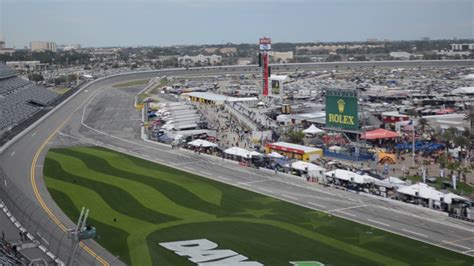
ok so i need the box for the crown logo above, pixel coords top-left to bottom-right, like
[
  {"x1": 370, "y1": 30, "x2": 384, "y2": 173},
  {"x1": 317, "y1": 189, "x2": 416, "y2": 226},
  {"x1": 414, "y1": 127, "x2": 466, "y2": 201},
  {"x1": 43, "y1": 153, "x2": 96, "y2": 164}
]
[{"x1": 337, "y1": 99, "x2": 345, "y2": 113}]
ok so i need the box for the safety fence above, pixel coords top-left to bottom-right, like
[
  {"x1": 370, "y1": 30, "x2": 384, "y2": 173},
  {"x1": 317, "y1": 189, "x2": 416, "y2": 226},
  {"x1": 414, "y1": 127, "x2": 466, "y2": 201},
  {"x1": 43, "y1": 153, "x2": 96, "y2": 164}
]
[{"x1": 0, "y1": 166, "x2": 114, "y2": 265}]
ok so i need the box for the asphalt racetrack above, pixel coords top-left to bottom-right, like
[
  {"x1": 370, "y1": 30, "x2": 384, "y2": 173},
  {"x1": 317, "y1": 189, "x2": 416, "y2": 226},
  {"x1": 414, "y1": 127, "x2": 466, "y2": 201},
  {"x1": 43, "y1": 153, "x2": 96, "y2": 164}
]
[{"x1": 44, "y1": 146, "x2": 474, "y2": 266}]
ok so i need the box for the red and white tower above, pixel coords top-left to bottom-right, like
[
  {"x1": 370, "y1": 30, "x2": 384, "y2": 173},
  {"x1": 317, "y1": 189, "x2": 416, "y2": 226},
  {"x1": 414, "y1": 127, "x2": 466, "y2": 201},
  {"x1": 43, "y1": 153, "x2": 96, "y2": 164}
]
[{"x1": 259, "y1": 37, "x2": 271, "y2": 97}]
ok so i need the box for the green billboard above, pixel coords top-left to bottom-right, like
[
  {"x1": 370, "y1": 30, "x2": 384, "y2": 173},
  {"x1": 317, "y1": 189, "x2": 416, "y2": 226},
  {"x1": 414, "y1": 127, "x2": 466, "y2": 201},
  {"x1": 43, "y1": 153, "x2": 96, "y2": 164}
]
[{"x1": 325, "y1": 89, "x2": 359, "y2": 131}]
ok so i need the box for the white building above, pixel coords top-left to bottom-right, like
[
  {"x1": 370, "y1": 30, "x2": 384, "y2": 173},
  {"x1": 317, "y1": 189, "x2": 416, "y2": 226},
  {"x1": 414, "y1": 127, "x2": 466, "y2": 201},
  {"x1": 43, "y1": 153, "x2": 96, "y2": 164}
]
[
  {"x1": 451, "y1": 43, "x2": 474, "y2": 51},
  {"x1": 6, "y1": 61, "x2": 45, "y2": 71},
  {"x1": 30, "y1": 41, "x2": 57, "y2": 52},
  {"x1": 178, "y1": 54, "x2": 222, "y2": 66},
  {"x1": 390, "y1": 52, "x2": 412, "y2": 60},
  {"x1": 269, "y1": 51, "x2": 294, "y2": 63},
  {"x1": 0, "y1": 39, "x2": 15, "y2": 55}
]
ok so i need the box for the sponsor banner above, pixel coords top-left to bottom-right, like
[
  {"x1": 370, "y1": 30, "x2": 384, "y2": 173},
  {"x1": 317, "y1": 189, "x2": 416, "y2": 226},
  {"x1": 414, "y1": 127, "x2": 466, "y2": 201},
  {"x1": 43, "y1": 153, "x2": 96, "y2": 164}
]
[
  {"x1": 259, "y1": 37, "x2": 271, "y2": 44},
  {"x1": 272, "y1": 80, "x2": 280, "y2": 95},
  {"x1": 259, "y1": 44, "x2": 271, "y2": 51},
  {"x1": 259, "y1": 37, "x2": 272, "y2": 51},
  {"x1": 325, "y1": 89, "x2": 359, "y2": 131}
]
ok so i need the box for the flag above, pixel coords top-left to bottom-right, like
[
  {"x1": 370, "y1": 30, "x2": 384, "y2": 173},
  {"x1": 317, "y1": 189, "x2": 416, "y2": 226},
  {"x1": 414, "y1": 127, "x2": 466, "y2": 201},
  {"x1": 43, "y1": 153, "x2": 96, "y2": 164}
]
[{"x1": 404, "y1": 120, "x2": 414, "y2": 131}]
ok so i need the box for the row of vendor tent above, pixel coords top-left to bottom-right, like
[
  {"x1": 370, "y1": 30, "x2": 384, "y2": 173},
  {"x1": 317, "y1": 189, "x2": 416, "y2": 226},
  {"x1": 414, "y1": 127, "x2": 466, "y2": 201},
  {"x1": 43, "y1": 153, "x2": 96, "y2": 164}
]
[
  {"x1": 397, "y1": 182, "x2": 469, "y2": 205},
  {"x1": 326, "y1": 169, "x2": 378, "y2": 184},
  {"x1": 325, "y1": 169, "x2": 470, "y2": 206},
  {"x1": 325, "y1": 169, "x2": 410, "y2": 189}
]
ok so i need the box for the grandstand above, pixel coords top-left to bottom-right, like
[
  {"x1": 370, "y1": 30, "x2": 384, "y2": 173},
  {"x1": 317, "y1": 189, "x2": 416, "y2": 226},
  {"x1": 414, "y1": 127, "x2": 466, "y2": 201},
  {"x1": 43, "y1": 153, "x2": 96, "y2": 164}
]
[{"x1": 0, "y1": 63, "x2": 59, "y2": 137}]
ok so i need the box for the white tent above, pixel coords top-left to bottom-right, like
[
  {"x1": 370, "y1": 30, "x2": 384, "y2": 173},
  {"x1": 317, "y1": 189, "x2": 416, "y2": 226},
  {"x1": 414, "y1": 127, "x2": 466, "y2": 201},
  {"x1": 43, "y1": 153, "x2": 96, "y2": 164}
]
[
  {"x1": 303, "y1": 124, "x2": 325, "y2": 135},
  {"x1": 291, "y1": 161, "x2": 326, "y2": 181},
  {"x1": 325, "y1": 169, "x2": 377, "y2": 184},
  {"x1": 188, "y1": 139, "x2": 218, "y2": 148},
  {"x1": 224, "y1": 147, "x2": 251, "y2": 158},
  {"x1": 384, "y1": 176, "x2": 406, "y2": 185},
  {"x1": 443, "y1": 193, "x2": 469, "y2": 204},
  {"x1": 291, "y1": 161, "x2": 324, "y2": 172},
  {"x1": 249, "y1": 151, "x2": 263, "y2": 157},
  {"x1": 397, "y1": 183, "x2": 445, "y2": 201},
  {"x1": 268, "y1": 151, "x2": 284, "y2": 158}
]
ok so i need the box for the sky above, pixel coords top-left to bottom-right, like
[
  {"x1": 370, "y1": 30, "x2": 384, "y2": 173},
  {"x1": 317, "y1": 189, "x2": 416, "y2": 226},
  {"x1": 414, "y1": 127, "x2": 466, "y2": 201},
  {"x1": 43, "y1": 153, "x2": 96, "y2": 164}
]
[{"x1": 0, "y1": 0, "x2": 473, "y2": 48}]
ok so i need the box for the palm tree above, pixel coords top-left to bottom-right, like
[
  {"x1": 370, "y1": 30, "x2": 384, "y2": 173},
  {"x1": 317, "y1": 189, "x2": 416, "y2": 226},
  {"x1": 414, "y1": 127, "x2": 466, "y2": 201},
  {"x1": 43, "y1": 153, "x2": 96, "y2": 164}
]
[
  {"x1": 447, "y1": 160, "x2": 461, "y2": 177},
  {"x1": 418, "y1": 118, "x2": 429, "y2": 132},
  {"x1": 441, "y1": 127, "x2": 458, "y2": 153},
  {"x1": 457, "y1": 164, "x2": 473, "y2": 183}
]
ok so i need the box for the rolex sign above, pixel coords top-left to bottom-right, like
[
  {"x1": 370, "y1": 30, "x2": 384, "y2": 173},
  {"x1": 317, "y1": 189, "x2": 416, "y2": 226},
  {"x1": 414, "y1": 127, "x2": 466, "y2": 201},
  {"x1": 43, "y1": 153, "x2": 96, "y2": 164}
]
[{"x1": 325, "y1": 90, "x2": 359, "y2": 131}]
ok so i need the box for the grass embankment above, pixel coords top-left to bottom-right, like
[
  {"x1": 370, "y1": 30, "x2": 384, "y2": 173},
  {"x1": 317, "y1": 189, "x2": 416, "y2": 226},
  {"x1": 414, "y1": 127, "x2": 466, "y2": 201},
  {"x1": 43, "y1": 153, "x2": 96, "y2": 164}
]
[
  {"x1": 44, "y1": 146, "x2": 474, "y2": 266},
  {"x1": 113, "y1": 79, "x2": 150, "y2": 88},
  {"x1": 48, "y1": 87, "x2": 71, "y2": 94}
]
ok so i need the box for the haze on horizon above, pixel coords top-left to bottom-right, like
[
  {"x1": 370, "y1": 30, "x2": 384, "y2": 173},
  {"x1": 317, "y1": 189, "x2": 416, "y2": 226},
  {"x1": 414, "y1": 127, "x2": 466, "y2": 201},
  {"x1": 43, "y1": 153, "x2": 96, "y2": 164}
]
[{"x1": 0, "y1": 0, "x2": 473, "y2": 48}]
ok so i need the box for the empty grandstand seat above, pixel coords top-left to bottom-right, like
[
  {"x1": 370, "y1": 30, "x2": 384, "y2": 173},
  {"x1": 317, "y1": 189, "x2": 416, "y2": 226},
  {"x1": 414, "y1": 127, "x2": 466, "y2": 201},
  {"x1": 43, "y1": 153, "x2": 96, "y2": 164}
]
[{"x1": 0, "y1": 63, "x2": 60, "y2": 132}]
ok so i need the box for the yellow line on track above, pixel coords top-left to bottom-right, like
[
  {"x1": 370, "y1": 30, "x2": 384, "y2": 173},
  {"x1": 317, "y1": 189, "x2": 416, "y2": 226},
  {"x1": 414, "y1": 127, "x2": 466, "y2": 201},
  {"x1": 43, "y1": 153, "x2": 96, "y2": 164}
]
[{"x1": 30, "y1": 114, "x2": 110, "y2": 266}]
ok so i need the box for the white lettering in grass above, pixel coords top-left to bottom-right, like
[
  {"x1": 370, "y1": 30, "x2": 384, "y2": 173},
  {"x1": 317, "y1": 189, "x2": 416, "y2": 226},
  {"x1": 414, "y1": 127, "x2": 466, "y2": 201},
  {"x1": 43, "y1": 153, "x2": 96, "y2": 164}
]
[{"x1": 159, "y1": 239, "x2": 263, "y2": 266}]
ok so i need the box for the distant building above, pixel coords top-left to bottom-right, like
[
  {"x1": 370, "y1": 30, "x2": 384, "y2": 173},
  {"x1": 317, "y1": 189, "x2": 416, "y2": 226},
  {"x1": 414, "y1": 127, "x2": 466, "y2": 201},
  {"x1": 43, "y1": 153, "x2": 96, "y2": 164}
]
[
  {"x1": 59, "y1": 44, "x2": 82, "y2": 51},
  {"x1": 0, "y1": 39, "x2": 15, "y2": 55},
  {"x1": 91, "y1": 48, "x2": 120, "y2": 56},
  {"x1": 178, "y1": 54, "x2": 222, "y2": 66},
  {"x1": 390, "y1": 52, "x2": 412, "y2": 60},
  {"x1": 6, "y1": 61, "x2": 46, "y2": 71},
  {"x1": 297, "y1": 44, "x2": 384, "y2": 53},
  {"x1": 451, "y1": 43, "x2": 474, "y2": 51},
  {"x1": 218, "y1": 47, "x2": 237, "y2": 56},
  {"x1": 30, "y1": 41, "x2": 57, "y2": 52},
  {"x1": 269, "y1": 51, "x2": 294, "y2": 63},
  {"x1": 436, "y1": 50, "x2": 470, "y2": 57}
]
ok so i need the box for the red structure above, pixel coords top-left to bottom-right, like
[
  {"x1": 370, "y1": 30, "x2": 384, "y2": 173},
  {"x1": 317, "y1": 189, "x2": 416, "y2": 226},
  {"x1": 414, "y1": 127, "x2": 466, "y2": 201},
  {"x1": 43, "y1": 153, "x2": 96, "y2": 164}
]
[
  {"x1": 259, "y1": 37, "x2": 271, "y2": 97},
  {"x1": 262, "y1": 53, "x2": 269, "y2": 96}
]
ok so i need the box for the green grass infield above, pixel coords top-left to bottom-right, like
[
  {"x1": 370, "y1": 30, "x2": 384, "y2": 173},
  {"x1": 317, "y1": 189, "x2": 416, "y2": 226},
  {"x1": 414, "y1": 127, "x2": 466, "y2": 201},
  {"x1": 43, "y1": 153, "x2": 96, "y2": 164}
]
[{"x1": 44, "y1": 146, "x2": 474, "y2": 266}]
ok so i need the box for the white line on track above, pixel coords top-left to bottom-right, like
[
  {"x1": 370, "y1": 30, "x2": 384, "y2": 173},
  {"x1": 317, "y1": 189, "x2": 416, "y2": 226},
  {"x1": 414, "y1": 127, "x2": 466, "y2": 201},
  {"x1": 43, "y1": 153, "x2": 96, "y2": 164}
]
[
  {"x1": 200, "y1": 171, "x2": 213, "y2": 176},
  {"x1": 183, "y1": 166, "x2": 194, "y2": 171},
  {"x1": 10, "y1": 151, "x2": 15, "y2": 157},
  {"x1": 402, "y1": 229, "x2": 428, "y2": 238},
  {"x1": 259, "y1": 188, "x2": 274, "y2": 193},
  {"x1": 335, "y1": 211, "x2": 357, "y2": 217},
  {"x1": 218, "y1": 176, "x2": 231, "y2": 181},
  {"x1": 308, "y1": 202, "x2": 326, "y2": 209},
  {"x1": 329, "y1": 204, "x2": 368, "y2": 213},
  {"x1": 367, "y1": 219, "x2": 391, "y2": 227},
  {"x1": 462, "y1": 249, "x2": 474, "y2": 254},
  {"x1": 237, "y1": 179, "x2": 268, "y2": 185},
  {"x1": 441, "y1": 241, "x2": 472, "y2": 250},
  {"x1": 281, "y1": 194, "x2": 298, "y2": 200}
]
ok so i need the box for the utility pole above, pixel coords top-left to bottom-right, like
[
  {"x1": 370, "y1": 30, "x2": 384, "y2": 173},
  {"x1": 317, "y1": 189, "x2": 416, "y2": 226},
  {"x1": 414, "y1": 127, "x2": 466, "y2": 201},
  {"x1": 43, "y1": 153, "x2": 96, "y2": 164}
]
[{"x1": 412, "y1": 118, "x2": 416, "y2": 169}]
